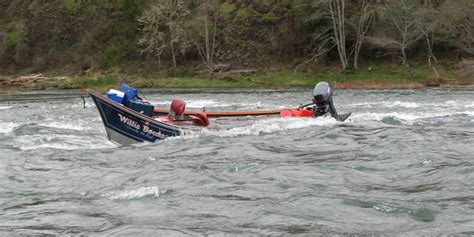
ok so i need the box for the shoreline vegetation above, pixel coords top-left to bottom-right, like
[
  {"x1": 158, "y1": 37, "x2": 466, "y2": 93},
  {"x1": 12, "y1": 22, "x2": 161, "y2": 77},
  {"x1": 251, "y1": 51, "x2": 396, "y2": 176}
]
[
  {"x1": 1, "y1": 61, "x2": 473, "y2": 92},
  {"x1": 1, "y1": 1, "x2": 472, "y2": 92}
]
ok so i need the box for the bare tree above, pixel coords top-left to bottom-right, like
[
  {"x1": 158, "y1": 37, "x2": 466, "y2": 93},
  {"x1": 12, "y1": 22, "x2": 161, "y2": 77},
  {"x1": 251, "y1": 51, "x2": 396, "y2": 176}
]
[
  {"x1": 352, "y1": 0, "x2": 376, "y2": 70},
  {"x1": 416, "y1": 2, "x2": 440, "y2": 79},
  {"x1": 328, "y1": 0, "x2": 349, "y2": 70},
  {"x1": 196, "y1": 0, "x2": 217, "y2": 71},
  {"x1": 182, "y1": 0, "x2": 218, "y2": 72},
  {"x1": 438, "y1": 0, "x2": 474, "y2": 55},
  {"x1": 307, "y1": 0, "x2": 375, "y2": 71},
  {"x1": 383, "y1": 0, "x2": 422, "y2": 79},
  {"x1": 294, "y1": 30, "x2": 335, "y2": 72},
  {"x1": 138, "y1": 0, "x2": 190, "y2": 68}
]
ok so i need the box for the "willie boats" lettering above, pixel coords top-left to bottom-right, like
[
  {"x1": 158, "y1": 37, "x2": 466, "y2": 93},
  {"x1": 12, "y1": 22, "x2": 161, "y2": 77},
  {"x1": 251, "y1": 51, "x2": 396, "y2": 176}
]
[
  {"x1": 118, "y1": 113, "x2": 140, "y2": 130},
  {"x1": 117, "y1": 114, "x2": 166, "y2": 138}
]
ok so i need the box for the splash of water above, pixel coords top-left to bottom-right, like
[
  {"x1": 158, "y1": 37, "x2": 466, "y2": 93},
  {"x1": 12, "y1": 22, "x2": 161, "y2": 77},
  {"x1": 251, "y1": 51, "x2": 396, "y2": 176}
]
[{"x1": 103, "y1": 186, "x2": 165, "y2": 200}]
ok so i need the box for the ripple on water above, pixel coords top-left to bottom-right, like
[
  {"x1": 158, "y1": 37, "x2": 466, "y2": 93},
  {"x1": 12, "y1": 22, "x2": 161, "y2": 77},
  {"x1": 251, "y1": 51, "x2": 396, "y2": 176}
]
[{"x1": 343, "y1": 198, "x2": 436, "y2": 222}]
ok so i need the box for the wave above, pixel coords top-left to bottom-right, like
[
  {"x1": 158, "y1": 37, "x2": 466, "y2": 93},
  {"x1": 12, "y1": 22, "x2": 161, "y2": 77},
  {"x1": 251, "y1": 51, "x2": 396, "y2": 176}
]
[
  {"x1": 150, "y1": 99, "x2": 278, "y2": 110},
  {"x1": 0, "y1": 122, "x2": 18, "y2": 133},
  {"x1": 103, "y1": 186, "x2": 165, "y2": 200},
  {"x1": 352, "y1": 112, "x2": 430, "y2": 122},
  {"x1": 348, "y1": 101, "x2": 416, "y2": 108},
  {"x1": 466, "y1": 102, "x2": 474, "y2": 108},
  {"x1": 11, "y1": 134, "x2": 115, "y2": 151},
  {"x1": 0, "y1": 106, "x2": 12, "y2": 110},
  {"x1": 40, "y1": 122, "x2": 89, "y2": 131},
  {"x1": 348, "y1": 100, "x2": 473, "y2": 109},
  {"x1": 200, "y1": 116, "x2": 339, "y2": 138},
  {"x1": 351, "y1": 111, "x2": 474, "y2": 125},
  {"x1": 457, "y1": 111, "x2": 474, "y2": 116}
]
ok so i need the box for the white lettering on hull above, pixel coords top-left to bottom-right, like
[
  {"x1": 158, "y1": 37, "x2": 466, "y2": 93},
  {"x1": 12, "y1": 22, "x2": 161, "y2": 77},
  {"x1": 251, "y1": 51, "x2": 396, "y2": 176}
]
[
  {"x1": 117, "y1": 113, "x2": 167, "y2": 139},
  {"x1": 118, "y1": 113, "x2": 141, "y2": 130},
  {"x1": 143, "y1": 125, "x2": 166, "y2": 139}
]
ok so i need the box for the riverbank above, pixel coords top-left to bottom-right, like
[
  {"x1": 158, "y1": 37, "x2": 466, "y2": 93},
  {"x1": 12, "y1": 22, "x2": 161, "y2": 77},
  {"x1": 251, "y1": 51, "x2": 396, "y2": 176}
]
[{"x1": 1, "y1": 63, "x2": 472, "y2": 92}]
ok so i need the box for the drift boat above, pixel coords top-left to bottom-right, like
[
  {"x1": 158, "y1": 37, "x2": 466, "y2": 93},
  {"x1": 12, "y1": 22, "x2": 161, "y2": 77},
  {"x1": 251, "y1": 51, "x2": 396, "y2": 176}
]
[{"x1": 88, "y1": 82, "x2": 350, "y2": 145}]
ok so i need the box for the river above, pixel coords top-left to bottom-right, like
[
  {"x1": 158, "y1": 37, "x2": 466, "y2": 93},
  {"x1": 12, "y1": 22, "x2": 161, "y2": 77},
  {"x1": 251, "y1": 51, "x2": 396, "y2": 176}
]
[{"x1": 0, "y1": 88, "x2": 473, "y2": 235}]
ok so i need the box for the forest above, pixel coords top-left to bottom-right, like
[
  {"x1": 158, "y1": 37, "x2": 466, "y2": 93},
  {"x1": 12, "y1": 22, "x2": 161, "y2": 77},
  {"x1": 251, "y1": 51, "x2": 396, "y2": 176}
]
[{"x1": 0, "y1": 0, "x2": 473, "y2": 89}]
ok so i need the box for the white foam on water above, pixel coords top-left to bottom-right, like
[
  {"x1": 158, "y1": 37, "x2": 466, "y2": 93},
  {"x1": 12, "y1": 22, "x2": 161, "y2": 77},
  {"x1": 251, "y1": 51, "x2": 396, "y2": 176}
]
[
  {"x1": 384, "y1": 101, "x2": 420, "y2": 108},
  {"x1": 166, "y1": 116, "x2": 342, "y2": 140},
  {"x1": 352, "y1": 112, "x2": 421, "y2": 122},
  {"x1": 0, "y1": 106, "x2": 12, "y2": 110},
  {"x1": 20, "y1": 142, "x2": 84, "y2": 150},
  {"x1": 202, "y1": 116, "x2": 339, "y2": 137},
  {"x1": 0, "y1": 122, "x2": 19, "y2": 133},
  {"x1": 349, "y1": 100, "x2": 474, "y2": 110},
  {"x1": 351, "y1": 112, "x2": 454, "y2": 124},
  {"x1": 151, "y1": 99, "x2": 268, "y2": 110},
  {"x1": 457, "y1": 111, "x2": 474, "y2": 116},
  {"x1": 422, "y1": 160, "x2": 432, "y2": 165},
  {"x1": 349, "y1": 101, "x2": 421, "y2": 109},
  {"x1": 68, "y1": 101, "x2": 95, "y2": 108},
  {"x1": 13, "y1": 134, "x2": 115, "y2": 151},
  {"x1": 465, "y1": 102, "x2": 474, "y2": 108},
  {"x1": 40, "y1": 122, "x2": 88, "y2": 131},
  {"x1": 187, "y1": 99, "x2": 235, "y2": 108},
  {"x1": 103, "y1": 186, "x2": 165, "y2": 200},
  {"x1": 348, "y1": 102, "x2": 382, "y2": 108}
]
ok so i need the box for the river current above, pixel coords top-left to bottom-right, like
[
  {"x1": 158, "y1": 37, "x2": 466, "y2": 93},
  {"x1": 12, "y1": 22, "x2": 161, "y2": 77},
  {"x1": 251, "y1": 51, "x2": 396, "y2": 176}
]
[{"x1": 0, "y1": 88, "x2": 473, "y2": 235}]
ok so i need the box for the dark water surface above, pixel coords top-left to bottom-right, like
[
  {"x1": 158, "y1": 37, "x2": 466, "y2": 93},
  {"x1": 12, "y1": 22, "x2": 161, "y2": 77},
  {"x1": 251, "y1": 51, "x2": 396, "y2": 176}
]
[{"x1": 0, "y1": 88, "x2": 473, "y2": 235}]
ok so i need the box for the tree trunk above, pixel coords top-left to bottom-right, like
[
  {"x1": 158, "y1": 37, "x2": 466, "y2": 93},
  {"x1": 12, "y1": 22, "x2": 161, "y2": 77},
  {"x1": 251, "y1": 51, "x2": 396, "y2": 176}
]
[
  {"x1": 170, "y1": 41, "x2": 177, "y2": 68},
  {"x1": 204, "y1": 5, "x2": 210, "y2": 70},
  {"x1": 329, "y1": 0, "x2": 348, "y2": 70},
  {"x1": 406, "y1": 63, "x2": 415, "y2": 80},
  {"x1": 157, "y1": 52, "x2": 162, "y2": 69},
  {"x1": 426, "y1": 32, "x2": 440, "y2": 79},
  {"x1": 354, "y1": 0, "x2": 373, "y2": 70}
]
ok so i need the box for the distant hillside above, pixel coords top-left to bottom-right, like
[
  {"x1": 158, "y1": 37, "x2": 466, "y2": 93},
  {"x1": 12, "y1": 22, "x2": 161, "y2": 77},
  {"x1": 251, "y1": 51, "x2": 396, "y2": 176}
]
[{"x1": 0, "y1": 0, "x2": 472, "y2": 78}]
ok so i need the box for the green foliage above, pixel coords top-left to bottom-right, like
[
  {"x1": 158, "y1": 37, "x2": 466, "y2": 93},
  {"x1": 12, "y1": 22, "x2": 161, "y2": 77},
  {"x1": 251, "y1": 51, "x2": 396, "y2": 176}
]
[
  {"x1": 100, "y1": 45, "x2": 124, "y2": 69},
  {"x1": 0, "y1": 0, "x2": 470, "y2": 84},
  {"x1": 89, "y1": 75, "x2": 118, "y2": 87},
  {"x1": 63, "y1": 0, "x2": 77, "y2": 11},
  {"x1": 138, "y1": 0, "x2": 191, "y2": 67},
  {"x1": 32, "y1": 61, "x2": 450, "y2": 90},
  {"x1": 28, "y1": 0, "x2": 39, "y2": 11},
  {"x1": 220, "y1": 2, "x2": 236, "y2": 14},
  {"x1": 32, "y1": 57, "x2": 48, "y2": 72},
  {"x1": 117, "y1": 0, "x2": 142, "y2": 20},
  {"x1": 56, "y1": 75, "x2": 120, "y2": 90},
  {"x1": 235, "y1": 6, "x2": 255, "y2": 20},
  {"x1": 4, "y1": 22, "x2": 25, "y2": 51},
  {"x1": 4, "y1": 32, "x2": 19, "y2": 51}
]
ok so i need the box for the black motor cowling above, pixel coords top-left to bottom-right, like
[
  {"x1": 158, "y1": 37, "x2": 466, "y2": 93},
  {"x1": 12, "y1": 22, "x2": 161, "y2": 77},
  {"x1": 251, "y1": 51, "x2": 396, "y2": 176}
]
[
  {"x1": 312, "y1": 82, "x2": 351, "y2": 121},
  {"x1": 313, "y1": 82, "x2": 332, "y2": 106}
]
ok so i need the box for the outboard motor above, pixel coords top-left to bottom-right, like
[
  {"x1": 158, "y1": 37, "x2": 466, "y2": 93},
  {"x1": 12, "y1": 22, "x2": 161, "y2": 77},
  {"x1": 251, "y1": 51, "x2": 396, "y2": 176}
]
[{"x1": 312, "y1": 82, "x2": 351, "y2": 121}]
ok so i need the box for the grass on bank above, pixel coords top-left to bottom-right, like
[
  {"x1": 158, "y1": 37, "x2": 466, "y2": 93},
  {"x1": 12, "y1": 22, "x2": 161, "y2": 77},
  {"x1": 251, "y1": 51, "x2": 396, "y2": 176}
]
[{"x1": 26, "y1": 62, "x2": 461, "y2": 91}]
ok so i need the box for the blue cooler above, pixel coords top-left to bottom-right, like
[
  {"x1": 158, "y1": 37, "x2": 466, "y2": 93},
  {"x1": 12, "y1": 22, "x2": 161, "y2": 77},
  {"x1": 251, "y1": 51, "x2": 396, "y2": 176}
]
[
  {"x1": 107, "y1": 89, "x2": 125, "y2": 104},
  {"x1": 128, "y1": 99, "x2": 154, "y2": 117},
  {"x1": 119, "y1": 83, "x2": 139, "y2": 105}
]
